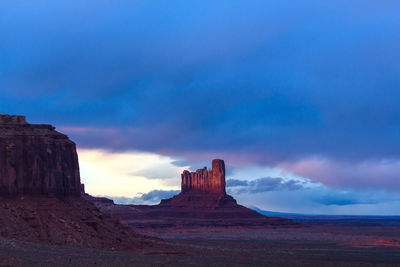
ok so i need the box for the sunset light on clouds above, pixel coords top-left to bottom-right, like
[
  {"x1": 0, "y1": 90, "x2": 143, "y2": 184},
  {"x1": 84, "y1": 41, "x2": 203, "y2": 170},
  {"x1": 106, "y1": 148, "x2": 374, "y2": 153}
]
[
  {"x1": 2, "y1": 0, "x2": 400, "y2": 215},
  {"x1": 78, "y1": 149, "x2": 184, "y2": 197}
]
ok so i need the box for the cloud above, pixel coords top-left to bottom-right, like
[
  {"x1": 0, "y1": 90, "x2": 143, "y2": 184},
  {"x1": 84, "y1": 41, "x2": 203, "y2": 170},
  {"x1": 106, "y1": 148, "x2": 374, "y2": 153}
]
[
  {"x1": 233, "y1": 188, "x2": 400, "y2": 215},
  {"x1": 226, "y1": 179, "x2": 248, "y2": 187},
  {"x1": 129, "y1": 164, "x2": 183, "y2": 180},
  {"x1": 227, "y1": 177, "x2": 306, "y2": 193},
  {"x1": 104, "y1": 190, "x2": 180, "y2": 205},
  {"x1": 78, "y1": 149, "x2": 182, "y2": 197},
  {"x1": 2, "y1": 1, "x2": 400, "y2": 213},
  {"x1": 280, "y1": 158, "x2": 400, "y2": 192},
  {"x1": 170, "y1": 160, "x2": 190, "y2": 167},
  {"x1": 1, "y1": 0, "x2": 400, "y2": 165},
  {"x1": 227, "y1": 176, "x2": 394, "y2": 208},
  {"x1": 313, "y1": 191, "x2": 370, "y2": 206}
]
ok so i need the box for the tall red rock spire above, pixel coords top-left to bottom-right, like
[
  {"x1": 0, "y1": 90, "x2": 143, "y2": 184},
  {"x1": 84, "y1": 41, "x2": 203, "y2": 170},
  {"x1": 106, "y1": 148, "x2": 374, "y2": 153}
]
[
  {"x1": 212, "y1": 159, "x2": 226, "y2": 194},
  {"x1": 181, "y1": 159, "x2": 226, "y2": 195}
]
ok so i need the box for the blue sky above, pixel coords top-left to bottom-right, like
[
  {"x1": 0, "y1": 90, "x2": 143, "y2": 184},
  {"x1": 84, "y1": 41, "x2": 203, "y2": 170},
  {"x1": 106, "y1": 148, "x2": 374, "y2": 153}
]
[{"x1": 1, "y1": 1, "x2": 400, "y2": 214}]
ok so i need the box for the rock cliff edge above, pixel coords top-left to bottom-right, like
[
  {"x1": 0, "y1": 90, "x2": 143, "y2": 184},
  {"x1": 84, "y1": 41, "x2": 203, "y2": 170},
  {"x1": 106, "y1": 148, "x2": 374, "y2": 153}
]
[{"x1": 0, "y1": 114, "x2": 81, "y2": 196}]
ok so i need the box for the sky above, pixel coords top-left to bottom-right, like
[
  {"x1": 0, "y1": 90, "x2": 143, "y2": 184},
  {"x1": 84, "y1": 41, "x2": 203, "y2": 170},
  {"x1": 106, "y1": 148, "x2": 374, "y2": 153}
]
[{"x1": 1, "y1": 1, "x2": 400, "y2": 215}]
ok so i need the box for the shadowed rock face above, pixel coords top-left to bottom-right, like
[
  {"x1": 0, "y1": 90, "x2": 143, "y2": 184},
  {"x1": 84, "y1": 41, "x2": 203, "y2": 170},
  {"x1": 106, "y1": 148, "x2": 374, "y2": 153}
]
[
  {"x1": 0, "y1": 114, "x2": 81, "y2": 196},
  {"x1": 181, "y1": 159, "x2": 226, "y2": 194},
  {"x1": 0, "y1": 115, "x2": 162, "y2": 252}
]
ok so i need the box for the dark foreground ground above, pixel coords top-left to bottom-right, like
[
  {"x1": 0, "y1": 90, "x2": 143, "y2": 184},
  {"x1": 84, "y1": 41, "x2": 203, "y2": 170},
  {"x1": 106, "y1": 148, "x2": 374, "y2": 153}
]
[{"x1": 1, "y1": 216, "x2": 400, "y2": 266}]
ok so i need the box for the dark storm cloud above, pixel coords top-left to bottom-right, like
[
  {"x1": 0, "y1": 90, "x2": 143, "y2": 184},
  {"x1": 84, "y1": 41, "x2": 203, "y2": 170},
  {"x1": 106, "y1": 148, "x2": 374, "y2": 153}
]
[{"x1": 1, "y1": 2, "x2": 400, "y2": 171}]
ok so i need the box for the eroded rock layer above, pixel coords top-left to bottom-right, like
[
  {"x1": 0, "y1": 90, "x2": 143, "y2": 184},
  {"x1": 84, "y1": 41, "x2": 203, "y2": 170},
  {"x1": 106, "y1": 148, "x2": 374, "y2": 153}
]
[{"x1": 0, "y1": 114, "x2": 81, "y2": 196}]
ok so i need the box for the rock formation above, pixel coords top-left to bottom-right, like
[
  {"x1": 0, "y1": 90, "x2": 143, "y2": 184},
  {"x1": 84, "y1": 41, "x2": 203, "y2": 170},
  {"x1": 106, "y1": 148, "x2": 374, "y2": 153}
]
[
  {"x1": 90, "y1": 159, "x2": 298, "y2": 230},
  {"x1": 0, "y1": 114, "x2": 162, "y2": 251},
  {"x1": 0, "y1": 114, "x2": 81, "y2": 196},
  {"x1": 159, "y1": 159, "x2": 235, "y2": 210},
  {"x1": 0, "y1": 195, "x2": 161, "y2": 250},
  {"x1": 181, "y1": 159, "x2": 226, "y2": 194}
]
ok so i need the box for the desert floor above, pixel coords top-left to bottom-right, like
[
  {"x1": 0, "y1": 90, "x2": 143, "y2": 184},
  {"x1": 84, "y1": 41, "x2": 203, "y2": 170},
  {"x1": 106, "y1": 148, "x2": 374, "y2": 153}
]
[{"x1": 2, "y1": 216, "x2": 400, "y2": 266}]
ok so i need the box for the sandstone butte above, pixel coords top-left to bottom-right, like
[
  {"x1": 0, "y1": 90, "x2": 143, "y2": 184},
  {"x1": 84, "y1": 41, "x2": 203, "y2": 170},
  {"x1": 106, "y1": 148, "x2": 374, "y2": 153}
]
[
  {"x1": 0, "y1": 114, "x2": 160, "y2": 251},
  {"x1": 181, "y1": 159, "x2": 226, "y2": 194},
  {"x1": 0, "y1": 114, "x2": 81, "y2": 196},
  {"x1": 90, "y1": 159, "x2": 298, "y2": 229}
]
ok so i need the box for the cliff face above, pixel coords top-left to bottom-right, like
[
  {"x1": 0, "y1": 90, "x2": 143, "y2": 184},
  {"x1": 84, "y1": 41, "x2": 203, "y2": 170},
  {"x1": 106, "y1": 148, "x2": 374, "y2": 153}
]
[
  {"x1": 0, "y1": 114, "x2": 81, "y2": 196},
  {"x1": 181, "y1": 159, "x2": 226, "y2": 194}
]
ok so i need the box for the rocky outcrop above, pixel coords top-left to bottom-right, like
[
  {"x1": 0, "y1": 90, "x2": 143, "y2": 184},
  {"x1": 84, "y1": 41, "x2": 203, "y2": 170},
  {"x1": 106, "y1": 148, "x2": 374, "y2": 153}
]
[
  {"x1": 90, "y1": 159, "x2": 298, "y2": 230},
  {"x1": 0, "y1": 115, "x2": 162, "y2": 252},
  {"x1": 160, "y1": 159, "x2": 234, "y2": 210},
  {"x1": 181, "y1": 159, "x2": 226, "y2": 194},
  {"x1": 0, "y1": 195, "x2": 158, "y2": 251},
  {"x1": 81, "y1": 183, "x2": 115, "y2": 205},
  {"x1": 0, "y1": 114, "x2": 81, "y2": 196}
]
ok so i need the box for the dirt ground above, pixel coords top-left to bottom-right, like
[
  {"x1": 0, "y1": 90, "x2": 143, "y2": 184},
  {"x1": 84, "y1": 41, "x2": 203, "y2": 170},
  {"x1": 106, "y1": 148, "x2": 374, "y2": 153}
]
[{"x1": 1, "y1": 217, "x2": 400, "y2": 266}]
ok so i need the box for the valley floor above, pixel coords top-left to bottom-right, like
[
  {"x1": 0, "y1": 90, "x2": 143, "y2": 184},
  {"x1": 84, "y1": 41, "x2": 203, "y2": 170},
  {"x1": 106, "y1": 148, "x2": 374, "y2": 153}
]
[{"x1": 2, "y1": 217, "x2": 400, "y2": 266}]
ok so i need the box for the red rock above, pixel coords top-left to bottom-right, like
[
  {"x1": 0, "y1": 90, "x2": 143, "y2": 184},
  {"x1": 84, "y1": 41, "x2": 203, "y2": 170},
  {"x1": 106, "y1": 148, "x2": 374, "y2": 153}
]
[
  {"x1": 0, "y1": 195, "x2": 158, "y2": 251},
  {"x1": 181, "y1": 159, "x2": 226, "y2": 194},
  {"x1": 0, "y1": 115, "x2": 161, "y2": 251},
  {"x1": 0, "y1": 114, "x2": 81, "y2": 196},
  {"x1": 89, "y1": 159, "x2": 299, "y2": 229}
]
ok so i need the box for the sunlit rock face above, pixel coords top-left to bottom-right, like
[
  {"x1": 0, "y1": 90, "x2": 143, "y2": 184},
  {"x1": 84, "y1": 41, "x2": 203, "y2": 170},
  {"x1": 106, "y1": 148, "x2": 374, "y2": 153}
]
[
  {"x1": 159, "y1": 159, "x2": 239, "y2": 211},
  {"x1": 181, "y1": 159, "x2": 226, "y2": 194},
  {"x1": 0, "y1": 114, "x2": 81, "y2": 196}
]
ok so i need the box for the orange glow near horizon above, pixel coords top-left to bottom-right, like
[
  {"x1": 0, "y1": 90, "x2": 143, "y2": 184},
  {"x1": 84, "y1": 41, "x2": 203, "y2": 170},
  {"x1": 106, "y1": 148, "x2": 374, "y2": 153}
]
[{"x1": 78, "y1": 149, "x2": 184, "y2": 197}]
